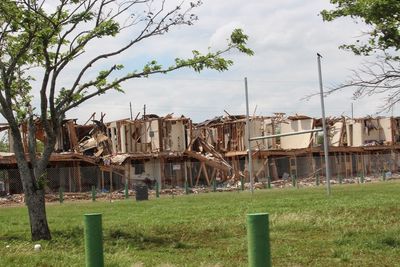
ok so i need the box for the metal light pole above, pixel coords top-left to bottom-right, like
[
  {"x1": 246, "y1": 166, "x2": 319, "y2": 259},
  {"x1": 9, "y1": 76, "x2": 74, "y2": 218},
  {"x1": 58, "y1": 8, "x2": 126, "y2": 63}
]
[
  {"x1": 245, "y1": 77, "x2": 254, "y2": 193},
  {"x1": 317, "y1": 53, "x2": 331, "y2": 196}
]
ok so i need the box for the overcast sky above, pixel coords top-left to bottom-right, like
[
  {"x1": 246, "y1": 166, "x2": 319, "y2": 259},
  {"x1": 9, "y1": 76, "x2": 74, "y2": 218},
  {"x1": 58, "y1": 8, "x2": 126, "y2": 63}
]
[{"x1": 16, "y1": 0, "x2": 397, "y2": 124}]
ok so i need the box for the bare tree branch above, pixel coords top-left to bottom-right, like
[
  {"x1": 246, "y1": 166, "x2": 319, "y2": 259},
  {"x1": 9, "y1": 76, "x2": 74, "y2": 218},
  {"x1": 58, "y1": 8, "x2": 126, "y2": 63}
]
[{"x1": 304, "y1": 55, "x2": 400, "y2": 113}]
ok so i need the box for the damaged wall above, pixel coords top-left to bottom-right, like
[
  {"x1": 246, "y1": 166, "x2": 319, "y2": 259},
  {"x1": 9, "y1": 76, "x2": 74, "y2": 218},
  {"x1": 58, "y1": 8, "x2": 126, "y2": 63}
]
[
  {"x1": 345, "y1": 118, "x2": 393, "y2": 146},
  {"x1": 280, "y1": 117, "x2": 314, "y2": 149},
  {"x1": 330, "y1": 120, "x2": 345, "y2": 147}
]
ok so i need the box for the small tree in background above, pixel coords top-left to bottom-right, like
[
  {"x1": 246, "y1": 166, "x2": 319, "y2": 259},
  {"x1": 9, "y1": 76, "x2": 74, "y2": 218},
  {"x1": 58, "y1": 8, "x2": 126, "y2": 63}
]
[
  {"x1": 0, "y1": 0, "x2": 253, "y2": 240},
  {"x1": 321, "y1": 0, "x2": 400, "y2": 111}
]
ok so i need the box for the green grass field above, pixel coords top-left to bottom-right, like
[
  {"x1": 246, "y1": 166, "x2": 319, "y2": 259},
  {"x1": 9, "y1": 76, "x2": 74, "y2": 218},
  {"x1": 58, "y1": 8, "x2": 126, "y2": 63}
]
[{"x1": 1, "y1": 182, "x2": 400, "y2": 266}]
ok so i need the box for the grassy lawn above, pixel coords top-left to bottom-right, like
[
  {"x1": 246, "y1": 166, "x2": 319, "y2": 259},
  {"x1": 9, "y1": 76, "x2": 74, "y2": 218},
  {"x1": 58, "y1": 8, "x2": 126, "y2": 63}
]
[{"x1": 1, "y1": 182, "x2": 400, "y2": 266}]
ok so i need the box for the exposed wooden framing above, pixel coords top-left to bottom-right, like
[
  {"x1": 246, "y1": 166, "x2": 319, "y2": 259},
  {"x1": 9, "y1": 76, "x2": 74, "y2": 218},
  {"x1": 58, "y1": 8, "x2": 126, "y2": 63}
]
[
  {"x1": 195, "y1": 163, "x2": 202, "y2": 186},
  {"x1": 185, "y1": 150, "x2": 230, "y2": 172},
  {"x1": 201, "y1": 162, "x2": 210, "y2": 185},
  {"x1": 256, "y1": 158, "x2": 268, "y2": 178},
  {"x1": 210, "y1": 167, "x2": 217, "y2": 182},
  {"x1": 66, "y1": 120, "x2": 79, "y2": 151},
  {"x1": 117, "y1": 121, "x2": 122, "y2": 153},
  {"x1": 120, "y1": 124, "x2": 126, "y2": 153},
  {"x1": 264, "y1": 158, "x2": 270, "y2": 179},
  {"x1": 270, "y1": 158, "x2": 278, "y2": 180}
]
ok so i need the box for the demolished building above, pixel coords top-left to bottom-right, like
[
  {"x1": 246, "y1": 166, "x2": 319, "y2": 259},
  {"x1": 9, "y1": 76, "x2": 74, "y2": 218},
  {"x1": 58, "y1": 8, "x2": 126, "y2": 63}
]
[{"x1": 1, "y1": 113, "x2": 400, "y2": 194}]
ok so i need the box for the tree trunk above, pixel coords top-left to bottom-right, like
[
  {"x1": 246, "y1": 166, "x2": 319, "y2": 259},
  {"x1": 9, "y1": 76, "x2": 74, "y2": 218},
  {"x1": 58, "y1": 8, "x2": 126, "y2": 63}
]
[
  {"x1": 8, "y1": 120, "x2": 53, "y2": 241},
  {"x1": 20, "y1": 168, "x2": 51, "y2": 241},
  {"x1": 17, "y1": 156, "x2": 52, "y2": 241},
  {"x1": 26, "y1": 188, "x2": 51, "y2": 241}
]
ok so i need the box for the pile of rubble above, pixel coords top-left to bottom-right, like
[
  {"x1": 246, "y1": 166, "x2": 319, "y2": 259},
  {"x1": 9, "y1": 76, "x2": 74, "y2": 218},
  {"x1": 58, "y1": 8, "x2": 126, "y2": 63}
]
[
  {"x1": 221, "y1": 172, "x2": 400, "y2": 190},
  {"x1": 0, "y1": 194, "x2": 24, "y2": 205}
]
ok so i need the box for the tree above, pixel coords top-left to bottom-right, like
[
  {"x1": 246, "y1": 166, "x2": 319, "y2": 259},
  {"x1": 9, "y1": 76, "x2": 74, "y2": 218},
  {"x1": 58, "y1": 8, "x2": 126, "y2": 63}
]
[
  {"x1": 0, "y1": 0, "x2": 253, "y2": 241},
  {"x1": 321, "y1": 0, "x2": 400, "y2": 110}
]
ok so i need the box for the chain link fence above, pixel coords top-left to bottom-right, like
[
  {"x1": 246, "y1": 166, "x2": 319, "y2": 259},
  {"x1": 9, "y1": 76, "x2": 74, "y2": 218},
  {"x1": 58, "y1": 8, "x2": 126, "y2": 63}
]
[
  {"x1": 1, "y1": 152, "x2": 399, "y2": 198},
  {"x1": 1, "y1": 166, "x2": 126, "y2": 195}
]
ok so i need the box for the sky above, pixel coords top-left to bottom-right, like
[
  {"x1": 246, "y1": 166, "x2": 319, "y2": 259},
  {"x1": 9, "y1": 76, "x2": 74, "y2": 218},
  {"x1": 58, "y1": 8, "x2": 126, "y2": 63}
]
[{"x1": 11, "y1": 0, "x2": 397, "y2": 124}]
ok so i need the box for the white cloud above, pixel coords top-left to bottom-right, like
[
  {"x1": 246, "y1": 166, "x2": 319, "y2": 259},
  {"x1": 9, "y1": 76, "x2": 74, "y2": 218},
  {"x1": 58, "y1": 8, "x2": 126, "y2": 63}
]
[{"x1": 4, "y1": 0, "x2": 395, "y2": 124}]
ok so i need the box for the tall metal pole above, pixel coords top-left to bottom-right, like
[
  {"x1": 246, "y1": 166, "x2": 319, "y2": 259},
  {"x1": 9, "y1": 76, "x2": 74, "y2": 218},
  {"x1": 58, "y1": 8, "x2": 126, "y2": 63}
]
[
  {"x1": 351, "y1": 102, "x2": 354, "y2": 119},
  {"x1": 317, "y1": 53, "x2": 331, "y2": 196},
  {"x1": 245, "y1": 77, "x2": 254, "y2": 193}
]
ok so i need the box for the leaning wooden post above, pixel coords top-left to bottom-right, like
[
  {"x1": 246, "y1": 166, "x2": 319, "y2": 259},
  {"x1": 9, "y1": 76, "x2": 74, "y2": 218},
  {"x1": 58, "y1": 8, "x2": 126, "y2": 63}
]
[
  {"x1": 91, "y1": 186, "x2": 96, "y2": 202},
  {"x1": 267, "y1": 176, "x2": 271, "y2": 189},
  {"x1": 316, "y1": 174, "x2": 320, "y2": 186},
  {"x1": 84, "y1": 213, "x2": 104, "y2": 267},
  {"x1": 292, "y1": 174, "x2": 296, "y2": 188},
  {"x1": 247, "y1": 213, "x2": 272, "y2": 267},
  {"x1": 59, "y1": 187, "x2": 64, "y2": 204},
  {"x1": 241, "y1": 177, "x2": 245, "y2": 191}
]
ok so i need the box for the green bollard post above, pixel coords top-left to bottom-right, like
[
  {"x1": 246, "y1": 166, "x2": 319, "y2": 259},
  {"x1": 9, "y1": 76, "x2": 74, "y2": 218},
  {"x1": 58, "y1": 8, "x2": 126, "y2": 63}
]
[
  {"x1": 382, "y1": 171, "x2": 386, "y2": 181},
  {"x1": 339, "y1": 176, "x2": 342, "y2": 184},
  {"x1": 156, "y1": 181, "x2": 160, "y2": 198},
  {"x1": 292, "y1": 174, "x2": 296, "y2": 188},
  {"x1": 84, "y1": 213, "x2": 104, "y2": 267},
  {"x1": 360, "y1": 172, "x2": 364, "y2": 184},
  {"x1": 91, "y1": 186, "x2": 96, "y2": 202},
  {"x1": 124, "y1": 182, "x2": 129, "y2": 199},
  {"x1": 241, "y1": 177, "x2": 244, "y2": 191},
  {"x1": 247, "y1": 213, "x2": 272, "y2": 267},
  {"x1": 185, "y1": 180, "x2": 189, "y2": 195},
  {"x1": 59, "y1": 187, "x2": 64, "y2": 204},
  {"x1": 212, "y1": 178, "x2": 216, "y2": 192},
  {"x1": 316, "y1": 174, "x2": 320, "y2": 186},
  {"x1": 267, "y1": 176, "x2": 271, "y2": 189}
]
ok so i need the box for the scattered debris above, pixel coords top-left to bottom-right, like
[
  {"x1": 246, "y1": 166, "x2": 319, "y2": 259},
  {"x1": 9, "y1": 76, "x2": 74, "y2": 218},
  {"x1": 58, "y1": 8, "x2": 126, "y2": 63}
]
[{"x1": 0, "y1": 174, "x2": 398, "y2": 206}]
